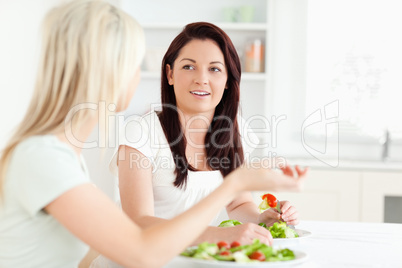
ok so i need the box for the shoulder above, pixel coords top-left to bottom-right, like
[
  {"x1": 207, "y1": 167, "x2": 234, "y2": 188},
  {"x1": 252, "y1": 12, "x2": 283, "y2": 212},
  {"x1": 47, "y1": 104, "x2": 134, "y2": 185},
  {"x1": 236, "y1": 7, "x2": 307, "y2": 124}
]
[
  {"x1": 13, "y1": 135, "x2": 77, "y2": 165},
  {"x1": 112, "y1": 111, "x2": 167, "y2": 172},
  {"x1": 10, "y1": 135, "x2": 85, "y2": 180},
  {"x1": 8, "y1": 135, "x2": 90, "y2": 216}
]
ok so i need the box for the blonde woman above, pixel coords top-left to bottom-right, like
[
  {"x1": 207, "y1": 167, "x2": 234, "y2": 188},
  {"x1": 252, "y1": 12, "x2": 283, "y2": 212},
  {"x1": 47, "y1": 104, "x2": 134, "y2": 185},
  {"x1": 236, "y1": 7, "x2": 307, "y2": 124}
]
[{"x1": 0, "y1": 0, "x2": 307, "y2": 267}]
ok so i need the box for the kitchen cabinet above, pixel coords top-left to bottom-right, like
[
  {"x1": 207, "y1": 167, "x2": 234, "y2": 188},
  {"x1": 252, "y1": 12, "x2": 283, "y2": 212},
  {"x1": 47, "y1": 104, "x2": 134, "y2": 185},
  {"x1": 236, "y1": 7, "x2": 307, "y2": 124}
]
[
  {"x1": 120, "y1": 0, "x2": 273, "y2": 138},
  {"x1": 253, "y1": 168, "x2": 402, "y2": 223},
  {"x1": 361, "y1": 171, "x2": 402, "y2": 223}
]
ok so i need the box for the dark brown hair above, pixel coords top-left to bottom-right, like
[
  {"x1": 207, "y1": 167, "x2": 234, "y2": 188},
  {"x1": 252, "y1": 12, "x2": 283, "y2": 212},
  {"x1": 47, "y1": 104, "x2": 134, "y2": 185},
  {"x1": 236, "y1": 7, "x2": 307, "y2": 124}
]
[{"x1": 159, "y1": 22, "x2": 244, "y2": 188}]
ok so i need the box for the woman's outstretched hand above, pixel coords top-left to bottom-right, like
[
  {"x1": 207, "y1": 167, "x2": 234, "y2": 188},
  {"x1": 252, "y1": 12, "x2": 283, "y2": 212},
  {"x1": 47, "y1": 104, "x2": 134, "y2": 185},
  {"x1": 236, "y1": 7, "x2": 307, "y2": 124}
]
[
  {"x1": 280, "y1": 164, "x2": 309, "y2": 180},
  {"x1": 227, "y1": 162, "x2": 309, "y2": 194}
]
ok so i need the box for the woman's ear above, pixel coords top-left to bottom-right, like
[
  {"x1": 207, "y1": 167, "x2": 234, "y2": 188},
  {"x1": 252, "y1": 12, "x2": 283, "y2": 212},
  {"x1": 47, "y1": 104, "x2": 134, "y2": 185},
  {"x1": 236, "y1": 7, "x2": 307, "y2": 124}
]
[{"x1": 166, "y1": 64, "x2": 174, "y2": 85}]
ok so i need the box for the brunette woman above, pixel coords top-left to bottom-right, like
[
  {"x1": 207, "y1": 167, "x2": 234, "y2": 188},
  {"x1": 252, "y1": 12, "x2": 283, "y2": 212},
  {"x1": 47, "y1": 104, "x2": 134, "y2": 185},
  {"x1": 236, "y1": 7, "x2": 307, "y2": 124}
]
[{"x1": 112, "y1": 22, "x2": 308, "y2": 249}]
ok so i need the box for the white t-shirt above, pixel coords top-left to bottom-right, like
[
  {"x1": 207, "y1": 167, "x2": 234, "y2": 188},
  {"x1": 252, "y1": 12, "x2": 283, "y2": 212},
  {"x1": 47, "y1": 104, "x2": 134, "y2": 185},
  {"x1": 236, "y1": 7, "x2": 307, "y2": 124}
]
[
  {"x1": 110, "y1": 111, "x2": 259, "y2": 225},
  {"x1": 0, "y1": 135, "x2": 90, "y2": 268}
]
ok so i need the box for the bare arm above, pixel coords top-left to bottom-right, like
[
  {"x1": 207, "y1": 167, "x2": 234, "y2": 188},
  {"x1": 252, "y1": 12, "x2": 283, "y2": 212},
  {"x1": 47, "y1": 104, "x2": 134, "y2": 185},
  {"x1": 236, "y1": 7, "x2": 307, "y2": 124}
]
[
  {"x1": 119, "y1": 146, "x2": 274, "y2": 245},
  {"x1": 226, "y1": 192, "x2": 262, "y2": 224},
  {"x1": 45, "y1": 176, "x2": 241, "y2": 267},
  {"x1": 117, "y1": 145, "x2": 155, "y2": 223},
  {"x1": 118, "y1": 146, "x2": 305, "y2": 246},
  {"x1": 118, "y1": 146, "x2": 267, "y2": 245},
  {"x1": 46, "y1": 157, "x2": 306, "y2": 267}
]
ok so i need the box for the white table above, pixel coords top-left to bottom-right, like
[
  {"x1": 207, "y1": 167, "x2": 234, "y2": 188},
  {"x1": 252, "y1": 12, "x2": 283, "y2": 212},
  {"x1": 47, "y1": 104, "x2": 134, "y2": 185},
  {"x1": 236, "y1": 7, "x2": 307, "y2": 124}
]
[
  {"x1": 164, "y1": 221, "x2": 402, "y2": 267},
  {"x1": 293, "y1": 221, "x2": 402, "y2": 267}
]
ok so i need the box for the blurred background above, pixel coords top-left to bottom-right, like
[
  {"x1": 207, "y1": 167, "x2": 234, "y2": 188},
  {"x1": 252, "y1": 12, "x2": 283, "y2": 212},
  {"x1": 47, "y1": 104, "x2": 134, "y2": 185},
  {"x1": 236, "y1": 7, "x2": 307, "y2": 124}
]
[{"x1": 1, "y1": 0, "x2": 401, "y2": 223}]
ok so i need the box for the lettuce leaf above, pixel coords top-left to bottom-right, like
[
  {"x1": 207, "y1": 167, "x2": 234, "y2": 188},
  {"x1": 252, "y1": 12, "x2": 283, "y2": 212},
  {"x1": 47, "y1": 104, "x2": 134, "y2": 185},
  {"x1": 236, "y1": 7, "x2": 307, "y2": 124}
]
[{"x1": 218, "y1": 219, "x2": 243, "y2": 227}]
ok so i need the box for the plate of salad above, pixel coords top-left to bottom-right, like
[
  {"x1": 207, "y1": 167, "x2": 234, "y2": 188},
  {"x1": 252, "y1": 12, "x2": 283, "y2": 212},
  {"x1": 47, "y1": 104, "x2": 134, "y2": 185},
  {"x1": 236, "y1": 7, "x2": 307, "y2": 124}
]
[
  {"x1": 179, "y1": 239, "x2": 308, "y2": 267},
  {"x1": 266, "y1": 222, "x2": 312, "y2": 247}
]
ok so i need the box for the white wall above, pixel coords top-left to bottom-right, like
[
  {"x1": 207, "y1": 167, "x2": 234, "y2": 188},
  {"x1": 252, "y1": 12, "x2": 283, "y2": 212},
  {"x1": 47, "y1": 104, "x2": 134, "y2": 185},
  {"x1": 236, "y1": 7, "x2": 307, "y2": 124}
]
[
  {"x1": 0, "y1": 0, "x2": 119, "y2": 199},
  {"x1": 0, "y1": 0, "x2": 62, "y2": 149}
]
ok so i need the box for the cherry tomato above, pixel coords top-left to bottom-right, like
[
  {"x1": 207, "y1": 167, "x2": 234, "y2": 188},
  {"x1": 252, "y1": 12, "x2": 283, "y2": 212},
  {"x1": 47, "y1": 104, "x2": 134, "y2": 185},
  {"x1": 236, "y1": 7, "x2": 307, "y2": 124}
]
[
  {"x1": 220, "y1": 250, "x2": 230, "y2": 256},
  {"x1": 262, "y1": 193, "x2": 278, "y2": 208},
  {"x1": 230, "y1": 241, "x2": 241, "y2": 248},
  {"x1": 249, "y1": 251, "x2": 266, "y2": 261},
  {"x1": 217, "y1": 241, "x2": 230, "y2": 249}
]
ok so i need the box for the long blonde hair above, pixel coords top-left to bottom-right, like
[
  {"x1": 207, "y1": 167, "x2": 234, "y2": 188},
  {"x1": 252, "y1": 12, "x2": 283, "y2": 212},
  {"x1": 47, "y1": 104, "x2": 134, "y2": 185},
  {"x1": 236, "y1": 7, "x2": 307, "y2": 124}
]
[{"x1": 0, "y1": 0, "x2": 145, "y2": 196}]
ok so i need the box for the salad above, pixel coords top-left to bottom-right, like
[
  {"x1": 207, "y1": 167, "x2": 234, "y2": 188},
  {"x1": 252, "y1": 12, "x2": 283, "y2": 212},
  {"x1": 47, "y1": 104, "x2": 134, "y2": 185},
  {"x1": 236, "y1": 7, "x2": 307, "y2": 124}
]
[
  {"x1": 258, "y1": 193, "x2": 279, "y2": 212},
  {"x1": 262, "y1": 221, "x2": 299, "y2": 239},
  {"x1": 181, "y1": 239, "x2": 295, "y2": 263}
]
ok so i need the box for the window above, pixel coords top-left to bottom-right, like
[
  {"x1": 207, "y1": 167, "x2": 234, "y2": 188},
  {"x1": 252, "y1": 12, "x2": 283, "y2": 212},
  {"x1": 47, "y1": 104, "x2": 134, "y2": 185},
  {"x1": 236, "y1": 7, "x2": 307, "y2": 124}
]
[
  {"x1": 306, "y1": 0, "x2": 402, "y2": 141},
  {"x1": 269, "y1": 0, "x2": 402, "y2": 163}
]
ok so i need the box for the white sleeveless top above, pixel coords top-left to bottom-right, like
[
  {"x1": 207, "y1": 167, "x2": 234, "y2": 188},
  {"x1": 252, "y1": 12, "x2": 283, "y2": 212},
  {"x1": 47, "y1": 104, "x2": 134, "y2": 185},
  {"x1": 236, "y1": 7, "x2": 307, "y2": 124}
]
[{"x1": 110, "y1": 111, "x2": 259, "y2": 225}]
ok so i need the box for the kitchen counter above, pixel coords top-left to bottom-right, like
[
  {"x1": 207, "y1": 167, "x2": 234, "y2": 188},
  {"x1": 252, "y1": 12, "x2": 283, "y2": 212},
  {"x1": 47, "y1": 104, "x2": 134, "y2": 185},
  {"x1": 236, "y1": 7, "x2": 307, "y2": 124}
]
[{"x1": 163, "y1": 220, "x2": 402, "y2": 267}]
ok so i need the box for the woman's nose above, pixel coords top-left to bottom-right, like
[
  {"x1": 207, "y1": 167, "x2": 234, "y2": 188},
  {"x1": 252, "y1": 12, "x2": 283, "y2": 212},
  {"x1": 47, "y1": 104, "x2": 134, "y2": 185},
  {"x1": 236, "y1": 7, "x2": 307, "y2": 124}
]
[{"x1": 194, "y1": 70, "x2": 208, "y2": 85}]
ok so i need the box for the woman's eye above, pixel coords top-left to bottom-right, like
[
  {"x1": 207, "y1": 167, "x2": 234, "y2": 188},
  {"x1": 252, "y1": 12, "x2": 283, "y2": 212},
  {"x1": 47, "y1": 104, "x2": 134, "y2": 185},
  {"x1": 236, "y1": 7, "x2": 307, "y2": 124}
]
[
  {"x1": 210, "y1": 67, "x2": 221, "y2": 72},
  {"x1": 183, "y1": 65, "x2": 195, "y2": 70}
]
